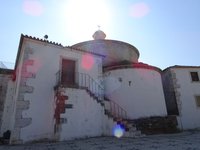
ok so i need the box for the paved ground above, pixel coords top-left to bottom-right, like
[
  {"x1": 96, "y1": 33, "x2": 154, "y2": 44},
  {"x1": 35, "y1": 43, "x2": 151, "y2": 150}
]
[{"x1": 1, "y1": 131, "x2": 200, "y2": 150}]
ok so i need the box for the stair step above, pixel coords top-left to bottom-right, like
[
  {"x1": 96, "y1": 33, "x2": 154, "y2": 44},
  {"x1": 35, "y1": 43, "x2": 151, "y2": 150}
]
[
  {"x1": 62, "y1": 84, "x2": 145, "y2": 139},
  {"x1": 126, "y1": 123, "x2": 136, "y2": 129},
  {"x1": 124, "y1": 130, "x2": 143, "y2": 138},
  {"x1": 128, "y1": 127, "x2": 137, "y2": 132}
]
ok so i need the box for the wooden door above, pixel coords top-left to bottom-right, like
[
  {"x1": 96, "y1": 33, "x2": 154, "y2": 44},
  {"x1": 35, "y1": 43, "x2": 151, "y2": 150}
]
[{"x1": 61, "y1": 59, "x2": 75, "y2": 86}]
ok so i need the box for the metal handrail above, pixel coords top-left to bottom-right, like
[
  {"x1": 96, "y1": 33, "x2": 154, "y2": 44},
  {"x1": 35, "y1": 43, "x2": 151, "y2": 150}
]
[
  {"x1": 55, "y1": 70, "x2": 104, "y2": 101},
  {"x1": 109, "y1": 99, "x2": 127, "y2": 120},
  {"x1": 55, "y1": 70, "x2": 127, "y2": 120}
]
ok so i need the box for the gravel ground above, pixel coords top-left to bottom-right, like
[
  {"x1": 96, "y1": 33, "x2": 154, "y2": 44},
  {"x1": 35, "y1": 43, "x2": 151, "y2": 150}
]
[{"x1": 1, "y1": 131, "x2": 200, "y2": 150}]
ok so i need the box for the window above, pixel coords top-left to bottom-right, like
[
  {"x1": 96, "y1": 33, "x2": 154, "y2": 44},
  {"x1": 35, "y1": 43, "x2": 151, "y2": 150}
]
[
  {"x1": 195, "y1": 96, "x2": 200, "y2": 107},
  {"x1": 190, "y1": 72, "x2": 199, "y2": 82},
  {"x1": 0, "y1": 85, "x2": 2, "y2": 95}
]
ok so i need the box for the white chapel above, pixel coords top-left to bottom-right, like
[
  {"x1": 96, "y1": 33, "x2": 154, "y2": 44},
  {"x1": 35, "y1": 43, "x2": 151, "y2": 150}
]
[{"x1": 0, "y1": 30, "x2": 200, "y2": 144}]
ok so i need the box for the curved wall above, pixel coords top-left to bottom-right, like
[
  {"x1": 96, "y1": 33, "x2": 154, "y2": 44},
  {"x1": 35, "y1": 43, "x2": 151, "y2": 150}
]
[
  {"x1": 104, "y1": 67, "x2": 167, "y2": 119},
  {"x1": 72, "y1": 39, "x2": 140, "y2": 66}
]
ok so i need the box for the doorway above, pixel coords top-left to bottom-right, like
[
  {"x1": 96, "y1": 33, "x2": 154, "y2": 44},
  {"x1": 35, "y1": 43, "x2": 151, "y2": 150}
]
[{"x1": 61, "y1": 59, "x2": 76, "y2": 86}]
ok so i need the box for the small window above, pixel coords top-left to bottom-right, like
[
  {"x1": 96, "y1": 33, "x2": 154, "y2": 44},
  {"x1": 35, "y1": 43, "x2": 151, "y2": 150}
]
[
  {"x1": 0, "y1": 85, "x2": 2, "y2": 93},
  {"x1": 190, "y1": 72, "x2": 199, "y2": 82},
  {"x1": 195, "y1": 96, "x2": 200, "y2": 107}
]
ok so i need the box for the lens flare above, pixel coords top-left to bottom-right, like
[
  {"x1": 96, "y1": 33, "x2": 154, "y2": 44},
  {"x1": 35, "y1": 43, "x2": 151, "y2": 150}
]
[
  {"x1": 81, "y1": 54, "x2": 94, "y2": 70},
  {"x1": 28, "y1": 57, "x2": 42, "y2": 74},
  {"x1": 113, "y1": 124, "x2": 125, "y2": 138},
  {"x1": 129, "y1": 2, "x2": 150, "y2": 18},
  {"x1": 22, "y1": 0, "x2": 44, "y2": 16}
]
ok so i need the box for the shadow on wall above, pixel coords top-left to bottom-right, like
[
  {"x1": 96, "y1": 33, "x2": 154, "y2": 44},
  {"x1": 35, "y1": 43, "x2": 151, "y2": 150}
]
[{"x1": 0, "y1": 130, "x2": 11, "y2": 145}]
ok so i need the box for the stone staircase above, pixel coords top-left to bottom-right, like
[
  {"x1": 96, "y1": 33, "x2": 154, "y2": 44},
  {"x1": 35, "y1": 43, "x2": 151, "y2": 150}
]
[
  {"x1": 84, "y1": 87, "x2": 143, "y2": 137},
  {"x1": 54, "y1": 71, "x2": 143, "y2": 138},
  {"x1": 103, "y1": 98, "x2": 143, "y2": 138}
]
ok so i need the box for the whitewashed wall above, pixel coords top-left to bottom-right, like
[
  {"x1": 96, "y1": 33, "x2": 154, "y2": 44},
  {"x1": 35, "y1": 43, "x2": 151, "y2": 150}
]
[
  {"x1": 104, "y1": 68, "x2": 167, "y2": 119},
  {"x1": 60, "y1": 88, "x2": 116, "y2": 140},
  {"x1": 9, "y1": 40, "x2": 29, "y2": 144},
  {"x1": 170, "y1": 68, "x2": 200, "y2": 130},
  {"x1": 0, "y1": 80, "x2": 15, "y2": 135},
  {"x1": 12, "y1": 38, "x2": 103, "y2": 143},
  {"x1": 0, "y1": 72, "x2": 15, "y2": 136},
  {"x1": 0, "y1": 74, "x2": 9, "y2": 135}
]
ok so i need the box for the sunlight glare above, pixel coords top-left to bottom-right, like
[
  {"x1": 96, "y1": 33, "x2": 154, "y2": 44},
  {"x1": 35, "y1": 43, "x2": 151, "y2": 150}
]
[{"x1": 62, "y1": 0, "x2": 111, "y2": 41}]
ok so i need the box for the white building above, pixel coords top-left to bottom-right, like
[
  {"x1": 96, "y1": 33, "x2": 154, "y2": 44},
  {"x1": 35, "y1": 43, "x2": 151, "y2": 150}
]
[
  {"x1": 0, "y1": 30, "x2": 198, "y2": 144},
  {"x1": 162, "y1": 66, "x2": 200, "y2": 130},
  {"x1": 72, "y1": 30, "x2": 167, "y2": 120},
  {"x1": 0, "y1": 69, "x2": 14, "y2": 136}
]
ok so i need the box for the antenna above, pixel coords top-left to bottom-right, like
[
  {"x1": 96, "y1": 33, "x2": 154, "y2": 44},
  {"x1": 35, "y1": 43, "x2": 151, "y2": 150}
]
[{"x1": 44, "y1": 35, "x2": 48, "y2": 40}]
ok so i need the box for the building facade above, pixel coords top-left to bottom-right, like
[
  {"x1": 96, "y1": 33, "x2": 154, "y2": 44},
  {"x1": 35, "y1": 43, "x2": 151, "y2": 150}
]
[
  {"x1": 0, "y1": 30, "x2": 199, "y2": 144},
  {"x1": 162, "y1": 66, "x2": 200, "y2": 130},
  {"x1": 0, "y1": 69, "x2": 14, "y2": 136}
]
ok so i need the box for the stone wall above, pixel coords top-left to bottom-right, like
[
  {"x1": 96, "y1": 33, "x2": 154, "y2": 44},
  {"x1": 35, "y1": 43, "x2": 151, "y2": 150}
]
[
  {"x1": 132, "y1": 116, "x2": 179, "y2": 135},
  {"x1": 0, "y1": 69, "x2": 13, "y2": 135},
  {"x1": 10, "y1": 47, "x2": 35, "y2": 144}
]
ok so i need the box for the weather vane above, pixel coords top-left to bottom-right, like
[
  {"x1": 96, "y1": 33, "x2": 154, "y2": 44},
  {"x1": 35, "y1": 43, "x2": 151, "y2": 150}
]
[{"x1": 97, "y1": 25, "x2": 101, "y2": 30}]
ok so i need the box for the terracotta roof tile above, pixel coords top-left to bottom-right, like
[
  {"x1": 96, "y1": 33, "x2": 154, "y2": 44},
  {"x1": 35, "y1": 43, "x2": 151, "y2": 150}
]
[{"x1": 23, "y1": 34, "x2": 63, "y2": 46}]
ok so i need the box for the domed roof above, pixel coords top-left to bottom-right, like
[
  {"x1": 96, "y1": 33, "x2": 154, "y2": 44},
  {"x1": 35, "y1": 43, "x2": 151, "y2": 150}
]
[
  {"x1": 92, "y1": 30, "x2": 106, "y2": 40},
  {"x1": 72, "y1": 39, "x2": 140, "y2": 66},
  {"x1": 71, "y1": 30, "x2": 140, "y2": 66}
]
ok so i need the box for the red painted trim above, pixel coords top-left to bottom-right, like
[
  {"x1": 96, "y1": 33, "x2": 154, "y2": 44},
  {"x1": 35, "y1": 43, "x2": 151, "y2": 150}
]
[{"x1": 104, "y1": 62, "x2": 162, "y2": 73}]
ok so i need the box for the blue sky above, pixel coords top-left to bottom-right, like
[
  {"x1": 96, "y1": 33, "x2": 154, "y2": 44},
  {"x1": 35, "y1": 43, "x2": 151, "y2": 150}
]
[{"x1": 0, "y1": 0, "x2": 200, "y2": 69}]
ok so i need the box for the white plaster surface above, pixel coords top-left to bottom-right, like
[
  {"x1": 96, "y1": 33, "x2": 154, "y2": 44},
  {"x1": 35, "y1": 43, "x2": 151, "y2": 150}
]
[
  {"x1": 0, "y1": 80, "x2": 15, "y2": 135},
  {"x1": 60, "y1": 88, "x2": 104, "y2": 140},
  {"x1": 14, "y1": 39, "x2": 103, "y2": 142},
  {"x1": 171, "y1": 68, "x2": 200, "y2": 130},
  {"x1": 104, "y1": 68, "x2": 167, "y2": 119},
  {"x1": 60, "y1": 88, "x2": 116, "y2": 140},
  {"x1": 1, "y1": 131, "x2": 200, "y2": 150}
]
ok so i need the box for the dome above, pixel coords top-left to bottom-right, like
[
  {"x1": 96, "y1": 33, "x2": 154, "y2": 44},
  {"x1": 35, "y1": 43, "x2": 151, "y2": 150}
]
[
  {"x1": 72, "y1": 39, "x2": 140, "y2": 67},
  {"x1": 71, "y1": 30, "x2": 140, "y2": 67}
]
